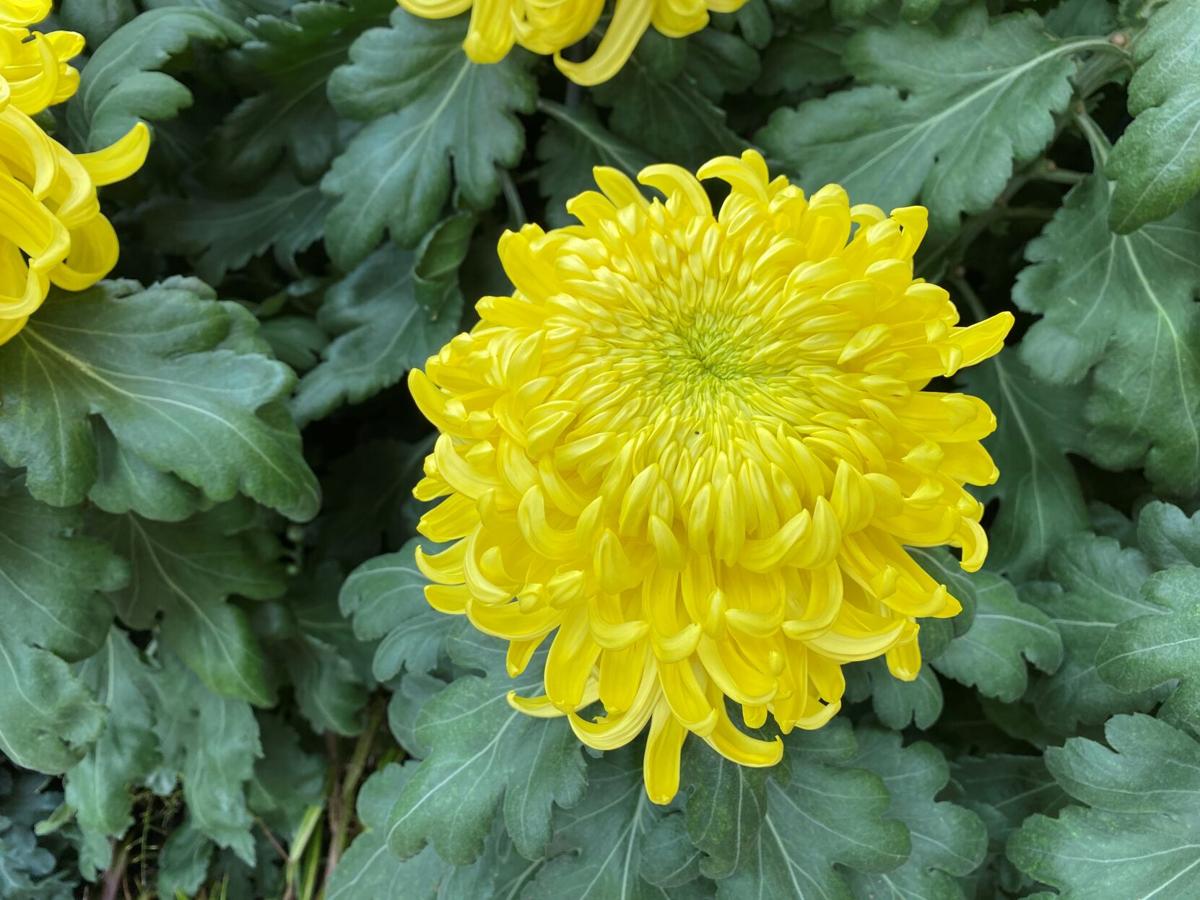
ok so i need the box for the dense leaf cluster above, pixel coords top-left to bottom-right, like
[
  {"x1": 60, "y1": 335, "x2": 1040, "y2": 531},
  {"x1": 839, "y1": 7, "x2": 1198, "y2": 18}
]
[{"x1": 2, "y1": 0, "x2": 1200, "y2": 896}]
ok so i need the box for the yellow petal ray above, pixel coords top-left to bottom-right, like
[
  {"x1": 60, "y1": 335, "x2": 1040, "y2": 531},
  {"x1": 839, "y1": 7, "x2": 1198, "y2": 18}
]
[
  {"x1": 552, "y1": 0, "x2": 653, "y2": 86},
  {"x1": 644, "y1": 700, "x2": 688, "y2": 804}
]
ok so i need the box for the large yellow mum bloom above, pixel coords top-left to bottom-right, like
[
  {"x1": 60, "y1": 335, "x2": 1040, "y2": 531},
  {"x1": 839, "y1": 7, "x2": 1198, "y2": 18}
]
[
  {"x1": 399, "y1": 0, "x2": 748, "y2": 85},
  {"x1": 0, "y1": 0, "x2": 149, "y2": 346},
  {"x1": 409, "y1": 150, "x2": 1012, "y2": 803}
]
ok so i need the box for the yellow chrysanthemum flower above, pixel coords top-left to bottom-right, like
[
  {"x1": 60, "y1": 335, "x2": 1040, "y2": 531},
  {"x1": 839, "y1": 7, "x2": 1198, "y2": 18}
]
[
  {"x1": 400, "y1": 0, "x2": 748, "y2": 85},
  {"x1": 0, "y1": 0, "x2": 149, "y2": 346},
  {"x1": 409, "y1": 150, "x2": 1012, "y2": 803}
]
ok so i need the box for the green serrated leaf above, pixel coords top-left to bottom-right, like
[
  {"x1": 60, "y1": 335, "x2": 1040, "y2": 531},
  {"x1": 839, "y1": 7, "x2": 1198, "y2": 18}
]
[
  {"x1": 757, "y1": 25, "x2": 848, "y2": 95},
  {"x1": 640, "y1": 813, "x2": 705, "y2": 890},
  {"x1": 322, "y1": 9, "x2": 535, "y2": 268},
  {"x1": 682, "y1": 739, "x2": 769, "y2": 881},
  {"x1": 259, "y1": 563, "x2": 371, "y2": 736},
  {"x1": 96, "y1": 504, "x2": 284, "y2": 706},
  {"x1": 89, "y1": 419, "x2": 207, "y2": 523},
  {"x1": 1026, "y1": 535, "x2": 1162, "y2": 730},
  {"x1": 1096, "y1": 567, "x2": 1200, "y2": 728},
  {"x1": 257, "y1": 315, "x2": 327, "y2": 376},
  {"x1": 950, "y1": 753, "x2": 1066, "y2": 897},
  {"x1": 0, "y1": 770, "x2": 77, "y2": 899},
  {"x1": 246, "y1": 714, "x2": 324, "y2": 840},
  {"x1": 1016, "y1": 175, "x2": 1200, "y2": 382},
  {"x1": 1045, "y1": 0, "x2": 1119, "y2": 36},
  {"x1": 963, "y1": 353, "x2": 1089, "y2": 580},
  {"x1": 0, "y1": 280, "x2": 320, "y2": 520},
  {"x1": 58, "y1": 0, "x2": 136, "y2": 44},
  {"x1": 0, "y1": 486, "x2": 125, "y2": 774},
  {"x1": 685, "y1": 29, "x2": 761, "y2": 100},
  {"x1": 0, "y1": 630, "x2": 105, "y2": 776},
  {"x1": 932, "y1": 571, "x2": 1063, "y2": 702},
  {"x1": 832, "y1": 0, "x2": 946, "y2": 21},
  {"x1": 156, "y1": 818, "x2": 215, "y2": 898},
  {"x1": 387, "y1": 673, "x2": 447, "y2": 760},
  {"x1": 846, "y1": 729, "x2": 987, "y2": 898},
  {"x1": 65, "y1": 630, "x2": 160, "y2": 878},
  {"x1": 1107, "y1": 0, "x2": 1200, "y2": 231},
  {"x1": 717, "y1": 722, "x2": 910, "y2": 899},
  {"x1": 759, "y1": 8, "x2": 1113, "y2": 224},
  {"x1": 340, "y1": 538, "x2": 456, "y2": 682},
  {"x1": 384, "y1": 629, "x2": 587, "y2": 864},
  {"x1": 146, "y1": 171, "x2": 332, "y2": 284},
  {"x1": 293, "y1": 223, "x2": 467, "y2": 425},
  {"x1": 846, "y1": 658, "x2": 945, "y2": 730},
  {"x1": 1015, "y1": 177, "x2": 1200, "y2": 494},
  {"x1": 326, "y1": 763, "x2": 503, "y2": 900},
  {"x1": 1136, "y1": 499, "x2": 1200, "y2": 568},
  {"x1": 68, "y1": 7, "x2": 250, "y2": 150},
  {"x1": 151, "y1": 652, "x2": 261, "y2": 863},
  {"x1": 524, "y1": 750, "x2": 686, "y2": 900},
  {"x1": 728, "y1": 0, "x2": 773, "y2": 48},
  {"x1": 143, "y1": 0, "x2": 293, "y2": 16},
  {"x1": 1009, "y1": 714, "x2": 1200, "y2": 898},
  {"x1": 1082, "y1": 502, "x2": 1200, "y2": 728},
  {"x1": 0, "y1": 488, "x2": 125, "y2": 663},
  {"x1": 214, "y1": 0, "x2": 393, "y2": 181}
]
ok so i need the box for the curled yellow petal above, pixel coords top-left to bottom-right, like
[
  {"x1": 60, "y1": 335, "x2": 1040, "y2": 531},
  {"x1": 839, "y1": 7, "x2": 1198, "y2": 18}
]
[
  {"x1": 644, "y1": 700, "x2": 687, "y2": 804},
  {"x1": 77, "y1": 122, "x2": 151, "y2": 187},
  {"x1": 398, "y1": 0, "x2": 749, "y2": 85},
  {"x1": 0, "y1": 8, "x2": 146, "y2": 345}
]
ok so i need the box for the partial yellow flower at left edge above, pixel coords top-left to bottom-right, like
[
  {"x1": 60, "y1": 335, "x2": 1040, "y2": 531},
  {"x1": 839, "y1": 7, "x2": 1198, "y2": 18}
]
[
  {"x1": 0, "y1": 0, "x2": 150, "y2": 346},
  {"x1": 399, "y1": 0, "x2": 750, "y2": 85}
]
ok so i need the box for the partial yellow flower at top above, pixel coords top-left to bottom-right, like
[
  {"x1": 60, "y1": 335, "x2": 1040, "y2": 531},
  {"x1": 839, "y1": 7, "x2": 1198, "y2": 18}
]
[
  {"x1": 399, "y1": 0, "x2": 749, "y2": 85},
  {"x1": 0, "y1": 0, "x2": 150, "y2": 346},
  {"x1": 409, "y1": 149, "x2": 1013, "y2": 803},
  {"x1": 0, "y1": 0, "x2": 49, "y2": 27}
]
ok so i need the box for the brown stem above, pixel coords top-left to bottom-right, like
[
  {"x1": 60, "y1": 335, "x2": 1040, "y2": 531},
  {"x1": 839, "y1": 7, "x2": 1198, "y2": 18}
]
[
  {"x1": 323, "y1": 699, "x2": 386, "y2": 890},
  {"x1": 256, "y1": 815, "x2": 289, "y2": 862},
  {"x1": 322, "y1": 731, "x2": 343, "y2": 888},
  {"x1": 99, "y1": 842, "x2": 128, "y2": 900}
]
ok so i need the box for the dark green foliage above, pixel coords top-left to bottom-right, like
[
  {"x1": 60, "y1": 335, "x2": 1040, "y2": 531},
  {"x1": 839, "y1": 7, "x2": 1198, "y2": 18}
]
[{"x1": 4, "y1": 0, "x2": 1198, "y2": 896}]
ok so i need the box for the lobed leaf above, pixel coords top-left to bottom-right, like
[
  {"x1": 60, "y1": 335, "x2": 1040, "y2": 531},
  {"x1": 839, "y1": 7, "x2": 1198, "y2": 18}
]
[
  {"x1": 95, "y1": 504, "x2": 285, "y2": 706},
  {"x1": 67, "y1": 7, "x2": 250, "y2": 150},
  {"x1": 1009, "y1": 714, "x2": 1200, "y2": 897},
  {"x1": 146, "y1": 172, "x2": 333, "y2": 285},
  {"x1": 213, "y1": 0, "x2": 394, "y2": 181},
  {"x1": 963, "y1": 354, "x2": 1089, "y2": 580},
  {"x1": 0, "y1": 281, "x2": 320, "y2": 521},
  {"x1": 1107, "y1": 0, "x2": 1200, "y2": 232},
  {"x1": 293, "y1": 217, "x2": 470, "y2": 425},
  {"x1": 759, "y1": 8, "x2": 1112, "y2": 224},
  {"x1": 322, "y1": 10, "x2": 535, "y2": 268},
  {"x1": 931, "y1": 571, "x2": 1063, "y2": 702}
]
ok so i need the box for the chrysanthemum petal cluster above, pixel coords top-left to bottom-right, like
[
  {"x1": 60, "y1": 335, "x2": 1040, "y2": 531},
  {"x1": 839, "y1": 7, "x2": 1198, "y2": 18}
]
[
  {"x1": 0, "y1": 0, "x2": 149, "y2": 345},
  {"x1": 410, "y1": 150, "x2": 1012, "y2": 803},
  {"x1": 399, "y1": 0, "x2": 748, "y2": 85}
]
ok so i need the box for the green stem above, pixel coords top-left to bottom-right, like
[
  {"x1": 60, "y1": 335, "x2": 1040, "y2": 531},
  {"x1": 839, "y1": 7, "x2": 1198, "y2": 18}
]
[
  {"x1": 1035, "y1": 167, "x2": 1088, "y2": 185},
  {"x1": 1074, "y1": 108, "x2": 1113, "y2": 168},
  {"x1": 500, "y1": 168, "x2": 527, "y2": 229},
  {"x1": 1073, "y1": 40, "x2": 1133, "y2": 99}
]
